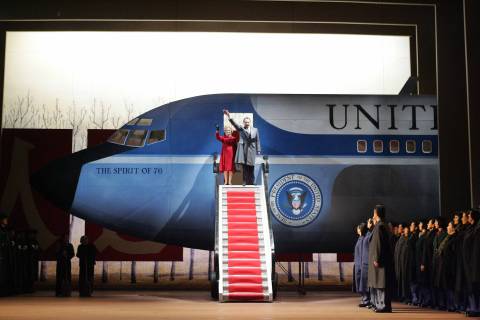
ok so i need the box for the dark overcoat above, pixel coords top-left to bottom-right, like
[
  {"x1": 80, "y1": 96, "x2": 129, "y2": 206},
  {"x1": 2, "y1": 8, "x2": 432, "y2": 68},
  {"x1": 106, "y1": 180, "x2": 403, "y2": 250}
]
[
  {"x1": 368, "y1": 221, "x2": 394, "y2": 289},
  {"x1": 360, "y1": 231, "x2": 373, "y2": 293},
  {"x1": 420, "y1": 229, "x2": 435, "y2": 286},
  {"x1": 462, "y1": 225, "x2": 476, "y2": 293},
  {"x1": 228, "y1": 118, "x2": 261, "y2": 166},
  {"x1": 353, "y1": 235, "x2": 364, "y2": 293}
]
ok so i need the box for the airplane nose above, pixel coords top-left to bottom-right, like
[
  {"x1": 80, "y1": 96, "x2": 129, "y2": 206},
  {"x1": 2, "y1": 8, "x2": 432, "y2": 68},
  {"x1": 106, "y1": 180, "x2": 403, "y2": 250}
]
[{"x1": 31, "y1": 143, "x2": 132, "y2": 211}]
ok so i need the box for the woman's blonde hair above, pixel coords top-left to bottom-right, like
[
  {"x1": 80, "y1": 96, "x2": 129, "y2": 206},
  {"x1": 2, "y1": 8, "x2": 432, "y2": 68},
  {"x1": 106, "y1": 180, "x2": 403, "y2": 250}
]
[{"x1": 224, "y1": 125, "x2": 233, "y2": 132}]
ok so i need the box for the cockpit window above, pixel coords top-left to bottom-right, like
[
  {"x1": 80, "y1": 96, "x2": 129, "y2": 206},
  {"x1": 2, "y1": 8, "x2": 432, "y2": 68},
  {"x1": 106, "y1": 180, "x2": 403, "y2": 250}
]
[
  {"x1": 125, "y1": 130, "x2": 147, "y2": 147},
  {"x1": 137, "y1": 118, "x2": 153, "y2": 126},
  {"x1": 108, "y1": 129, "x2": 129, "y2": 145},
  {"x1": 147, "y1": 130, "x2": 166, "y2": 144},
  {"x1": 127, "y1": 118, "x2": 138, "y2": 126}
]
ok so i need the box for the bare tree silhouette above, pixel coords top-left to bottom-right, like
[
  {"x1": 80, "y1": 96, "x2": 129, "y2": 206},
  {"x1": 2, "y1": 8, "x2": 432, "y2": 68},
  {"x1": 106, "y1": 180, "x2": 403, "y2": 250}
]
[
  {"x1": 124, "y1": 101, "x2": 135, "y2": 122},
  {"x1": 89, "y1": 98, "x2": 111, "y2": 129},
  {"x1": 68, "y1": 101, "x2": 87, "y2": 151}
]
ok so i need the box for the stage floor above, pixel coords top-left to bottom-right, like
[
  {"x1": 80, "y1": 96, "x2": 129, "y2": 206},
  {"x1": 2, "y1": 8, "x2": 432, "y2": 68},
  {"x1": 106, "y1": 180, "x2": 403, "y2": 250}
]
[{"x1": 0, "y1": 291, "x2": 466, "y2": 319}]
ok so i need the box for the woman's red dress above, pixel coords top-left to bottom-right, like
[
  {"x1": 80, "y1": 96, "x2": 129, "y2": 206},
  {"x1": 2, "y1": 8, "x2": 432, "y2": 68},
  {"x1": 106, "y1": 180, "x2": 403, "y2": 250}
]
[{"x1": 216, "y1": 131, "x2": 239, "y2": 172}]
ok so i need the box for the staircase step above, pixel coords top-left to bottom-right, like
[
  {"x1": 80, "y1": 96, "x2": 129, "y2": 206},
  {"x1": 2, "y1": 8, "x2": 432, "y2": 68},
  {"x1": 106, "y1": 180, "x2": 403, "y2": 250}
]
[
  {"x1": 228, "y1": 251, "x2": 261, "y2": 260},
  {"x1": 225, "y1": 267, "x2": 262, "y2": 276},
  {"x1": 224, "y1": 275, "x2": 266, "y2": 283},
  {"x1": 228, "y1": 259, "x2": 261, "y2": 268},
  {"x1": 226, "y1": 209, "x2": 258, "y2": 216},
  {"x1": 227, "y1": 243, "x2": 261, "y2": 251},
  {"x1": 227, "y1": 229, "x2": 259, "y2": 237},
  {"x1": 226, "y1": 191, "x2": 255, "y2": 197},
  {"x1": 227, "y1": 203, "x2": 257, "y2": 210},
  {"x1": 227, "y1": 216, "x2": 258, "y2": 223},
  {"x1": 226, "y1": 284, "x2": 264, "y2": 293},
  {"x1": 226, "y1": 197, "x2": 256, "y2": 204},
  {"x1": 225, "y1": 222, "x2": 261, "y2": 230},
  {"x1": 224, "y1": 292, "x2": 266, "y2": 301},
  {"x1": 227, "y1": 236, "x2": 259, "y2": 244}
]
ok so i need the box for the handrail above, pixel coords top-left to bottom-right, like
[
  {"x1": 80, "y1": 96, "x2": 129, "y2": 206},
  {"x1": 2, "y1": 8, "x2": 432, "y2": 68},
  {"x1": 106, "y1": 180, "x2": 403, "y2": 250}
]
[
  {"x1": 213, "y1": 152, "x2": 219, "y2": 255},
  {"x1": 261, "y1": 155, "x2": 276, "y2": 294},
  {"x1": 212, "y1": 152, "x2": 220, "y2": 299}
]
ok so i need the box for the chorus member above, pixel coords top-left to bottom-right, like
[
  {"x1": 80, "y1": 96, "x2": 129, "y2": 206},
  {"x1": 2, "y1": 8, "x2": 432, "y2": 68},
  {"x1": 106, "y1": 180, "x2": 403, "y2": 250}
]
[
  {"x1": 454, "y1": 212, "x2": 469, "y2": 312},
  {"x1": 77, "y1": 235, "x2": 96, "y2": 297},
  {"x1": 420, "y1": 218, "x2": 435, "y2": 307},
  {"x1": 463, "y1": 210, "x2": 480, "y2": 317},
  {"x1": 405, "y1": 222, "x2": 418, "y2": 305},
  {"x1": 0, "y1": 213, "x2": 9, "y2": 296},
  {"x1": 362, "y1": 219, "x2": 374, "y2": 308},
  {"x1": 354, "y1": 223, "x2": 369, "y2": 307},
  {"x1": 55, "y1": 234, "x2": 74, "y2": 297},
  {"x1": 368, "y1": 205, "x2": 394, "y2": 313},
  {"x1": 414, "y1": 220, "x2": 427, "y2": 306},
  {"x1": 394, "y1": 223, "x2": 407, "y2": 300},
  {"x1": 25, "y1": 230, "x2": 40, "y2": 293},
  {"x1": 223, "y1": 109, "x2": 261, "y2": 186},
  {"x1": 432, "y1": 218, "x2": 447, "y2": 309},
  {"x1": 436, "y1": 221, "x2": 458, "y2": 312},
  {"x1": 215, "y1": 125, "x2": 239, "y2": 185}
]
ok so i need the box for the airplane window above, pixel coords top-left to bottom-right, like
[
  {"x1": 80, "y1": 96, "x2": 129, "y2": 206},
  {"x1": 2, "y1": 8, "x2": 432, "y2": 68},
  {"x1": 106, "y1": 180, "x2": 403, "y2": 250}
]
[
  {"x1": 357, "y1": 140, "x2": 367, "y2": 153},
  {"x1": 127, "y1": 118, "x2": 138, "y2": 126},
  {"x1": 125, "y1": 130, "x2": 147, "y2": 147},
  {"x1": 147, "y1": 130, "x2": 166, "y2": 144},
  {"x1": 422, "y1": 140, "x2": 433, "y2": 153},
  {"x1": 373, "y1": 140, "x2": 383, "y2": 153},
  {"x1": 389, "y1": 140, "x2": 400, "y2": 153},
  {"x1": 406, "y1": 140, "x2": 416, "y2": 153},
  {"x1": 108, "y1": 129, "x2": 129, "y2": 145},
  {"x1": 137, "y1": 118, "x2": 153, "y2": 126}
]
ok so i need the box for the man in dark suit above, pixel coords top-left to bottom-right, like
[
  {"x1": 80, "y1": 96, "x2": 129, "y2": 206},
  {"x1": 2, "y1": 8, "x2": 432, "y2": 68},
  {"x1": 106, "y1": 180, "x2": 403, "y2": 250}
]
[
  {"x1": 368, "y1": 204, "x2": 394, "y2": 313},
  {"x1": 223, "y1": 109, "x2": 261, "y2": 185}
]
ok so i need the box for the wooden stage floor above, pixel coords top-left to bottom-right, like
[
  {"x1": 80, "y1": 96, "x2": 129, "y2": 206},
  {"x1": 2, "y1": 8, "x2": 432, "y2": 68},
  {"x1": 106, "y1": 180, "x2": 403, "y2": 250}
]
[{"x1": 0, "y1": 291, "x2": 466, "y2": 320}]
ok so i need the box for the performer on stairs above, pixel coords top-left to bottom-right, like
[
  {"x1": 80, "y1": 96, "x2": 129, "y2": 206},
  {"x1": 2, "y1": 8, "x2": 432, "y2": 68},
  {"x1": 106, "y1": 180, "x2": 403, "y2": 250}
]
[
  {"x1": 223, "y1": 109, "x2": 261, "y2": 186},
  {"x1": 215, "y1": 124, "x2": 239, "y2": 185}
]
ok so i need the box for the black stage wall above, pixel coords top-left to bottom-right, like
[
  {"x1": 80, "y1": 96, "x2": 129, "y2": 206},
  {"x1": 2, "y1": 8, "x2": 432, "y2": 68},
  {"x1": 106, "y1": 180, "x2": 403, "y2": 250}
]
[{"x1": 0, "y1": 0, "x2": 477, "y2": 216}]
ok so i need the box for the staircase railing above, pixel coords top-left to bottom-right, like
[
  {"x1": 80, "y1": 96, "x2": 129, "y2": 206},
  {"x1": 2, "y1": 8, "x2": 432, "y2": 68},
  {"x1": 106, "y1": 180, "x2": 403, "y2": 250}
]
[
  {"x1": 261, "y1": 155, "x2": 277, "y2": 298},
  {"x1": 211, "y1": 152, "x2": 220, "y2": 299}
]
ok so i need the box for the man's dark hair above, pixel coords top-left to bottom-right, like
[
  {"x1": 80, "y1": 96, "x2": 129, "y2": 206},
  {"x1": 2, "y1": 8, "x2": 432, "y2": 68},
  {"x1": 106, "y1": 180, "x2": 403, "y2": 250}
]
[
  {"x1": 469, "y1": 209, "x2": 479, "y2": 222},
  {"x1": 435, "y1": 217, "x2": 446, "y2": 229},
  {"x1": 375, "y1": 204, "x2": 386, "y2": 219}
]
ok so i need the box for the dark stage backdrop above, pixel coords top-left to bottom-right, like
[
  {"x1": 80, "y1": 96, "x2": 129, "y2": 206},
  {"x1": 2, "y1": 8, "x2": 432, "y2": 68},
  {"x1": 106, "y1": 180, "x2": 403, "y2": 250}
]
[
  {"x1": 85, "y1": 129, "x2": 182, "y2": 261},
  {"x1": 0, "y1": 128, "x2": 72, "y2": 260}
]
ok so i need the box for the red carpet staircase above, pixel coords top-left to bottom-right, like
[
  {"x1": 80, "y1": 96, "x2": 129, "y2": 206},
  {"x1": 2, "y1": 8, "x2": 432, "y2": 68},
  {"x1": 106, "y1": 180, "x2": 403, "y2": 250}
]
[{"x1": 218, "y1": 185, "x2": 273, "y2": 302}]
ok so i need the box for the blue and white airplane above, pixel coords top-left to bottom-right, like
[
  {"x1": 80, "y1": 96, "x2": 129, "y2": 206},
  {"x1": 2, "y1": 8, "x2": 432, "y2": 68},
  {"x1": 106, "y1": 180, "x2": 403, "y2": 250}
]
[{"x1": 32, "y1": 93, "x2": 439, "y2": 253}]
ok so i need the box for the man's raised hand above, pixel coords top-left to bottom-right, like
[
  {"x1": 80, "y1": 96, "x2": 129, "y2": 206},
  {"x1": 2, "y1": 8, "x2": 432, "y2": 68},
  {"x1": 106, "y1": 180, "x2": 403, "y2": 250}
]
[{"x1": 223, "y1": 109, "x2": 230, "y2": 118}]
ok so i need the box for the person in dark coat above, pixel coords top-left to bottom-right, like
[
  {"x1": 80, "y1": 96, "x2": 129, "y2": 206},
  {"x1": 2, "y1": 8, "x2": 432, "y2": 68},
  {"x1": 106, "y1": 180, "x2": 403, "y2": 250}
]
[
  {"x1": 15, "y1": 231, "x2": 28, "y2": 294},
  {"x1": 394, "y1": 224, "x2": 407, "y2": 300},
  {"x1": 368, "y1": 204, "x2": 394, "y2": 313},
  {"x1": 405, "y1": 222, "x2": 418, "y2": 305},
  {"x1": 436, "y1": 221, "x2": 458, "y2": 312},
  {"x1": 0, "y1": 214, "x2": 9, "y2": 297},
  {"x1": 24, "y1": 230, "x2": 40, "y2": 293},
  {"x1": 223, "y1": 109, "x2": 261, "y2": 185},
  {"x1": 414, "y1": 220, "x2": 427, "y2": 306},
  {"x1": 7, "y1": 229, "x2": 19, "y2": 295},
  {"x1": 362, "y1": 219, "x2": 374, "y2": 308},
  {"x1": 55, "y1": 234, "x2": 75, "y2": 297},
  {"x1": 432, "y1": 218, "x2": 448, "y2": 309},
  {"x1": 454, "y1": 211, "x2": 469, "y2": 312},
  {"x1": 464, "y1": 210, "x2": 480, "y2": 317},
  {"x1": 354, "y1": 223, "x2": 370, "y2": 307},
  {"x1": 420, "y1": 218, "x2": 436, "y2": 307},
  {"x1": 77, "y1": 235, "x2": 96, "y2": 297}
]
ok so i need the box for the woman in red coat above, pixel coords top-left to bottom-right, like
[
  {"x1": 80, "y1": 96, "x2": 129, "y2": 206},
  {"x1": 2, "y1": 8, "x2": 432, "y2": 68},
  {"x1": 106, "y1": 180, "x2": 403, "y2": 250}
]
[{"x1": 215, "y1": 125, "x2": 239, "y2": 185}]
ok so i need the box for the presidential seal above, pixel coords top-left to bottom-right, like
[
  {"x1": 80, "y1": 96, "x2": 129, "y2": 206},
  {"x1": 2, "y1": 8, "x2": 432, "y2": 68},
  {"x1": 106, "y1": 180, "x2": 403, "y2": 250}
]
[{"x1": 269, "y1": 174, "x2": 322, "y2": 227}]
